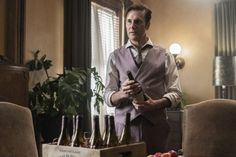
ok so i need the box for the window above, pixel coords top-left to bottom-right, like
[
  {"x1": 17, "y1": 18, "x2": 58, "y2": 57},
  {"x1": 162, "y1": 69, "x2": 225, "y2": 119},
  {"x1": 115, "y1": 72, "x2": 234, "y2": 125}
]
[{"x1": 91, "y1": 2, "x2": 121, "y2": 116}]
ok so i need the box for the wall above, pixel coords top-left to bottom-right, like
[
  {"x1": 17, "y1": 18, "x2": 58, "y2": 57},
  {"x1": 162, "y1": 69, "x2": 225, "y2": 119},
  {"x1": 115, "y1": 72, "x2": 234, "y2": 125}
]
[
  {"x1": 24, "y1": 0, "x2": 64, "y2": 86},
  {"x1": 0, "y1": 0, "x2": 6, "y2": 55},
  {"x1": 141, "y1": 0, "x2": 218, "y2": 104}
]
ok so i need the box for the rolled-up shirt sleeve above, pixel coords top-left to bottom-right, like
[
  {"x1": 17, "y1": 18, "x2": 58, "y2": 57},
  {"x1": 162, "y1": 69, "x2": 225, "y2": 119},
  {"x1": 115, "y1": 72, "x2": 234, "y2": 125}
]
[
  {"x1": 104, "y1": 53, "x2": 119, "y2": 107},
  {"x1": 163, "y1": 52, "x2": 183, "y2": 107}
]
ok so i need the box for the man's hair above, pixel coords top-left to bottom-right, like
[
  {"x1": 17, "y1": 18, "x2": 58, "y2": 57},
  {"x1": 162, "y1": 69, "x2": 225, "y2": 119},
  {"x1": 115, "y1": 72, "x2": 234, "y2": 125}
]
[{"x1": 125, "y1": 4, "x2": 152, "y2": 24}]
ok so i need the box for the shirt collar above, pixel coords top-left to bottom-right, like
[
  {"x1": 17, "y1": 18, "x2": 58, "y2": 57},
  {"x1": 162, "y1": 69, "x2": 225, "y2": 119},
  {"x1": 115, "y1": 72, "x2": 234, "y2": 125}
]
[{"x1": 125, "y1": 38, "x2": 153, "y2": 49}]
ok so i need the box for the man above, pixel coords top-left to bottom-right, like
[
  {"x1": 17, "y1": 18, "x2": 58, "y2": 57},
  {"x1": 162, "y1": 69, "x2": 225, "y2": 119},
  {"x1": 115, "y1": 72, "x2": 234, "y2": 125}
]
[{"x1": 104, "y1": 4, "x2": 182, "y2": 154}]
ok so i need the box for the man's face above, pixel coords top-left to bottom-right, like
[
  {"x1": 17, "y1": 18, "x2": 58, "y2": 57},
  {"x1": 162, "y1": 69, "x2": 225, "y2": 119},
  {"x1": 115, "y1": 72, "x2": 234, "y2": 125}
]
[{"x1": 126, "y1": 10, "x2": 150, "y2": 43}]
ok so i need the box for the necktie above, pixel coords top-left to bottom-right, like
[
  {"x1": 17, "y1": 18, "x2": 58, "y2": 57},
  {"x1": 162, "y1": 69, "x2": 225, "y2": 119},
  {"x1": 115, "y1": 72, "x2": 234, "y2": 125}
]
[{"x1": 136, "y1": 51, "x2": 142, "y2": 67}]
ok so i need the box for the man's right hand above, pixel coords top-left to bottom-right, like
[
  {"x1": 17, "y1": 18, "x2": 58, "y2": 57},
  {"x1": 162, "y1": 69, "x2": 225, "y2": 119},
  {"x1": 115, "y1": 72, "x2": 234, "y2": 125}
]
[
  {"x1": 111, "y1": 79, "x2": 142, "y2": 106},
  {"x1": 121, "y1": 79, "x2": 142, "y2": 96}
]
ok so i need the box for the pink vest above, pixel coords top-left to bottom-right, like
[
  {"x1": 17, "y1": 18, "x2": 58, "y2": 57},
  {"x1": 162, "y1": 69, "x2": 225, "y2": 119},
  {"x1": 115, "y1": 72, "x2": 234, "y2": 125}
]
[{"x1": 113, "y1": 45, "x2": 167, "y2": 125}]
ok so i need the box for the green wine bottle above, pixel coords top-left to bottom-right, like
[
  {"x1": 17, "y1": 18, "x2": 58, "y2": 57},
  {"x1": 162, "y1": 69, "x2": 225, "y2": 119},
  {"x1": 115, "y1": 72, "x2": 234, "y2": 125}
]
[
  {"x1": 118, "y1": 113, "x2": 131, "y2": 145},
  {"x1": 90, "y1": 115, "x2": 103, "y2": 149},
  {"x1": 106, "y1": 115, "x2": 118, "y2": 147},
  {"x1": 70, "y1": 115, "x2": 76, "y2": 146},
  {"x1": 71, "y1": 115, "x2": 85, "y2": 147},
  {"x1": 102, "y1": 115, "x2": 109, "y2": 146},
  {"x1": 57, "y1": 115, "x2": 71, "y2": 146}
]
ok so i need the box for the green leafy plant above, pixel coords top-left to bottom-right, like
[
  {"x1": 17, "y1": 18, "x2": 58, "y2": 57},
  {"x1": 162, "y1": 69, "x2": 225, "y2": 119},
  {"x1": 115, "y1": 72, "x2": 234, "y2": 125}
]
[
  {"x1": 180, "y1": 92, "x2": 187, "y2": 109},
  {"x1": 27, "y1": 50, "x2": 104, "y2": 117}
]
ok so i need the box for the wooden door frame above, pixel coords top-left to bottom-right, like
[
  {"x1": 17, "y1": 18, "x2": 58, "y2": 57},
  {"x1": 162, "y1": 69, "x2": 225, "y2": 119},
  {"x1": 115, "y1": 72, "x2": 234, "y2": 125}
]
[{"x1": 5, "y1": 0, "x2": 25, "y2": 64}]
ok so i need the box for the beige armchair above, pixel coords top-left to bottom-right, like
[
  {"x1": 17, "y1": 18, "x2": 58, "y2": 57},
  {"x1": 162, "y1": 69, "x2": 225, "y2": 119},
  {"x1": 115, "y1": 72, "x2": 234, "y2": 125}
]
[
  {"x1": 182, "y1": 99, "x2": 236, "y2": 157},
  {"x1": 0, "y1": 102, "x2": 38, "y2": 157}
]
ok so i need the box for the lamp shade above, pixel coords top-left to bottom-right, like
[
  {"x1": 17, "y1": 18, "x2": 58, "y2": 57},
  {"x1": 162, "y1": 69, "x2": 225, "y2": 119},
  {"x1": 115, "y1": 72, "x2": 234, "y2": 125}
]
[{"x1": 213, "y1": 56, "x2": 236, "y2": 86}]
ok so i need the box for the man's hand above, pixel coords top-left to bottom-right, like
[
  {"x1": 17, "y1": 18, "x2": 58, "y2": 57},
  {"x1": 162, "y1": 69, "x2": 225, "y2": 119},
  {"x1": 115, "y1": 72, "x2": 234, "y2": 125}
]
[
  {"x1": 111, "y1": 79, "x2": 142, "y2": 106},
  {"x1": 121, "y1": 79, "x2": 142, "y2": 96},
  {"x1": 132, "y1": 97, "x2": 171, "y2": 112},
  {"x1": 132, "y1": 98, "x2": 157, "y2": 112}
]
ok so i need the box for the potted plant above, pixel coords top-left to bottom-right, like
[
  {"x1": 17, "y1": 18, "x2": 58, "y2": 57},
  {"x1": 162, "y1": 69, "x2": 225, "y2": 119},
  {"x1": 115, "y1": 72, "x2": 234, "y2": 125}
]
[{"x1": 26, "y1": 50, "x2": 104, "y2": 142}]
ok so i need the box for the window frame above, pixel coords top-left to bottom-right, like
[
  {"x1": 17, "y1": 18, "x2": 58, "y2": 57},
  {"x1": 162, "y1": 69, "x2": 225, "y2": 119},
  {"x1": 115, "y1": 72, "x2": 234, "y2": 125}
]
[{"x1": 92, "y1": 0, "x2": 123, "y2": 46}]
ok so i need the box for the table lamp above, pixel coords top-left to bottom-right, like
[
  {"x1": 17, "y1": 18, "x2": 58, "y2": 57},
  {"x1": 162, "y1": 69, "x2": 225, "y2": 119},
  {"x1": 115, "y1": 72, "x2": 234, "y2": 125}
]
[{"x1": 213, "y1": 56, "x2": 236, "y2": 98}]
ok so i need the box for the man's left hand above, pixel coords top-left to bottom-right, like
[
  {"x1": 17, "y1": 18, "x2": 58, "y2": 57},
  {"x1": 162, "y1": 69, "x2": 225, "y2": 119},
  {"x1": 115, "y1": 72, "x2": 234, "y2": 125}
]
[{"x1": 132, "y1": 97, "x2": 171, "y2": 112}]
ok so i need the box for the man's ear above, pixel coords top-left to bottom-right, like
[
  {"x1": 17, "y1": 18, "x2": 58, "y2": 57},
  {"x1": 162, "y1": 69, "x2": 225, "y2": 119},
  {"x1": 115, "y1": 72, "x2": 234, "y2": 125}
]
[{"x1": 145, "y1": 22, "x2": 150, "y2": 29}]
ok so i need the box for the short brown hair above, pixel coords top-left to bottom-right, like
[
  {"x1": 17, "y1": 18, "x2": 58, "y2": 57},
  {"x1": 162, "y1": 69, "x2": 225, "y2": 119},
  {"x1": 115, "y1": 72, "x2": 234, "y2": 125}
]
[{"x1": 125, "y1": 4, "x2": 152, "y2": 24}]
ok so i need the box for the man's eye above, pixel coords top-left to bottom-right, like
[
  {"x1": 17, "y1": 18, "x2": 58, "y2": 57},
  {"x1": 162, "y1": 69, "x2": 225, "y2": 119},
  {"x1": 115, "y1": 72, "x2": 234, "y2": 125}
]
[
  {"x1": 126, "y1": 19, "x2": 143, "y2": 25},
  {"x1": 127, "y1": 20, "x2": 132, "y2": 24},
  {"x1": 134, "y1": 20, "x2": 142, "y2": 25}
]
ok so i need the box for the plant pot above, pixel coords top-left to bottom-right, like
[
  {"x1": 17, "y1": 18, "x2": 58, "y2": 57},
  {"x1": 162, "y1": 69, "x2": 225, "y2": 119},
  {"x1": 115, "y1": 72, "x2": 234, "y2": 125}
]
[{"x1": 38, "y1": 114, "x2": 61, "y2": 143}]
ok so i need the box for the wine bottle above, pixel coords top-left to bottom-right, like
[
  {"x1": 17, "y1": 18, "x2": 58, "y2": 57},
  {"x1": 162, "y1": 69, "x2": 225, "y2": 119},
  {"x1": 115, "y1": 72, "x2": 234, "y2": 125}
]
[
  {"x1": 72, "y1": 115, "x2": 76, "y2": 136},
  {"x1": 71, "y1": 115, "x2": 85, "y2": 147},
  {"x1": 126, "y1": 70, "x2": 144, "y2": 101},
  {"x1": 90, "y1": 115, "x2": 103, "y2": 149},
  {"x1": 106, "y1": 115, "x2": 118, "y2": 147},
  {"x1": 127, "y1": 70, "x2": 135, "y2": 80},
  {"x1": 102, "y1": 115, "x2": 109, "y2": 146},
  {"x1": 118, "y1": 112, "x2": 131, "y2": 145},
  {"x1": 57, "y1": 115, "x2": 71, "y2": 146},
  {"x1": 70, "y1": 115, "x2": 76, "y2": 144}
]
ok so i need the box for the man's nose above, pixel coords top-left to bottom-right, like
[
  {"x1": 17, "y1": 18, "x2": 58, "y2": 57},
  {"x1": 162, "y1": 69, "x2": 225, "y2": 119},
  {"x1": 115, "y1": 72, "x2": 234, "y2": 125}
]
[{"x1": 130, "y1": 22, "x2": 137, "y2": 29}]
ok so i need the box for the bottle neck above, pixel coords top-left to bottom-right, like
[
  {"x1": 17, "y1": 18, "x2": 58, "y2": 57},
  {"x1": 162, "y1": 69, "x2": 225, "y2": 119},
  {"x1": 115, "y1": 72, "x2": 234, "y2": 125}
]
[
  {"x1": 58, "y1": 115, "x2": 70, "y2": 145},
  {"x1": 94, "y1": 116, "x2": 101, "y2": 137},
  {"x1": 78, "y1": 116, "x2": 83, "y2": 129},
  {"x1": 62, "y1": 116, "x2": 68, "y2": 133},
  {"x1": 104, "y1": 115, "x2": 109, "y2": 131},
  {"x1": 109, "y1": 116, "x2": 115, "y2": 133}
]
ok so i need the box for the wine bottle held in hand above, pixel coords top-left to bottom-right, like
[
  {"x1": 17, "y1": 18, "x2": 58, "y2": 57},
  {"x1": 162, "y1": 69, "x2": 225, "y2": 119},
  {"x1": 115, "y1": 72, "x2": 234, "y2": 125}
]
[
  {"x1": 106, "y1": 115, "x2": 118, "y2": 147},
  {"x1": 127, "y1": 70, "x2": 144, "y2": 101},
  {"x1": 57, "y1": 115, "x2": 71, "y2": 146},
  {"x1": 127, "y1": 70, "x2": 135, "y2": 80},
  {"x1": 90, "y1": 115, "x2": 103, "y2": 149},
  {"x1": 119, "y1": 112, "x2": 131, "y2": 145}
]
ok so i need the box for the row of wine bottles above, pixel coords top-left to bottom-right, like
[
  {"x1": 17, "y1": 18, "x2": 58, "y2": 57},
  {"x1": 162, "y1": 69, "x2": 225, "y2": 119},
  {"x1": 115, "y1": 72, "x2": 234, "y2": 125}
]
[
  {"x1": 56, "y1": 113, "x2": 131, "y2": 149},
  {"x1": 57, "y1": 115, "x2": 85, "y2": 147}
]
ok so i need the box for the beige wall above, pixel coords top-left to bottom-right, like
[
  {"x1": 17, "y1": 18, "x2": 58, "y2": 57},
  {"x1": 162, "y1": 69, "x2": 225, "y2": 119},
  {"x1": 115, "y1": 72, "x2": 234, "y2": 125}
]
[
  {"x1": 141, "y1": 0, "x2": 217, "y2": 104},
  {"x1": 24, "y1": 0, "x2": 64, "y2": 76},
  {"x1": 0, "y1": 0, "x2": 6, "y2": 55}
]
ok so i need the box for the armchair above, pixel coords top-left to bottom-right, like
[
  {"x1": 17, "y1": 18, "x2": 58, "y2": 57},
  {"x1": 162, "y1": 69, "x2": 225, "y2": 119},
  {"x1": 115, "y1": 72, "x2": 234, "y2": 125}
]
[
  {"x1": 182, "y1": 99, "x2": 236, "y2": 157},
  {"x1": 0, "y1": 102, "x2": 38, "y2": 157}
]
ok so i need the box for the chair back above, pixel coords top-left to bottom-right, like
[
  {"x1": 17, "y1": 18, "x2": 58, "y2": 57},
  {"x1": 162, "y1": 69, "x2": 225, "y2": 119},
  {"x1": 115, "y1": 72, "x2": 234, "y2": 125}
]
[
  {"x1": 182, "y1": 99, "x2": 236, "y2": 157},
  {"x1": 0, "y1": 102, "x2": 38, "y2": 157}
]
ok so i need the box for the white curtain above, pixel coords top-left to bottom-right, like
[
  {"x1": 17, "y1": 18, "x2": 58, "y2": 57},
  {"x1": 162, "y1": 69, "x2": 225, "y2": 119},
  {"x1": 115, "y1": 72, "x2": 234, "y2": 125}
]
[{"x1": 91, "y1": 2, "x2": 120, "y2": 130}]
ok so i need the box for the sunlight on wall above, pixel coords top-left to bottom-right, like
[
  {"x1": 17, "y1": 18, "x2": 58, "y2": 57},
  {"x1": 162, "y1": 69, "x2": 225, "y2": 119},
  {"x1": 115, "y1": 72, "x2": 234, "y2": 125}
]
[{"x1": 25, "y1": 0, "x2": 64, "y2": 88}]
